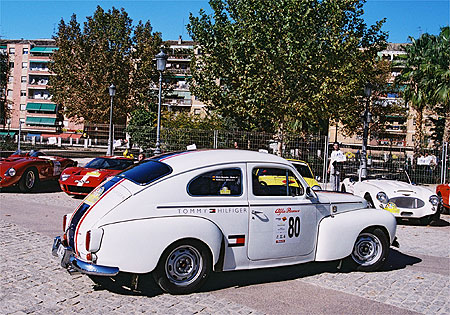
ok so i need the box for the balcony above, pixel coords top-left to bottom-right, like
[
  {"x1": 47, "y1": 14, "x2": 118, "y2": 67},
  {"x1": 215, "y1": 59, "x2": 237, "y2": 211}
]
[
  {"x1": 29, "y1": 61, "x2": 50, "y2": 72},
  {"x1": 28, "y1": 89, "x2": 52, "y2": 100},
  {"x1": 164, "y1": 98, "x2": 192, "y2": 107},
  {"x1": 29, "y1": 76, "x2": 49, "y2": 86}
]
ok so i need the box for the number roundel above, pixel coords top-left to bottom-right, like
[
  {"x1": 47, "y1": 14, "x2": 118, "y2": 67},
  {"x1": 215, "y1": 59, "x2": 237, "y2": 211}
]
[{"x1": 288, "y1": 216, "x2": 300, "y2": 238}]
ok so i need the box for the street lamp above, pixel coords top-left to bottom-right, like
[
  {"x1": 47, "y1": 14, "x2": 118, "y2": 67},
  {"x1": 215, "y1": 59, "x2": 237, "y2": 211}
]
[
  {"x1": 155, "y1": 48, "x2": 168, "y2": 155},
  {"x1": 360, "y1": 83, "x2": 373, "y2": 179},
  {"x1": 107, "y1": 84, "x2": 116, "y2": 156}
]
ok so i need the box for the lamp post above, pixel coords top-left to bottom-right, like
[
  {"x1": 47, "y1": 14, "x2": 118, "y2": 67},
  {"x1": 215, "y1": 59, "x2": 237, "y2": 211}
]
[
  {"x1": 360, "y1": 83, "x2": 373, "y2": 179},
  {"x1": 155, "y1": 49, "x2": 168, "y2": 155},
  {"x1": 107, "y1": 84, "x2": 116, "y2": 156}
]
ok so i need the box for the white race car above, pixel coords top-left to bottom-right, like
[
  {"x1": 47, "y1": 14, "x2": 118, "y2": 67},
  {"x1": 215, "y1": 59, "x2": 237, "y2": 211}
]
[
  {"x1": 342, "y1": 174, "x2": 440, "y2": 225},
  {"x1": 52, "y1": 150, "x2": 396, "y2": 294}
]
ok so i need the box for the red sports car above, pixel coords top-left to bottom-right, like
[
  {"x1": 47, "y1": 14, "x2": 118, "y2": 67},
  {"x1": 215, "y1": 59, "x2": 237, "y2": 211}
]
[
  {"x1": 0, "y1": 150, "x2": 77, "y2": 192},
  {"x1": 436, "y1": 184, "x2": 449, "y2": 214},
  {"x1": 59, "y1": 156, "x2": 135, "y2": 196}
]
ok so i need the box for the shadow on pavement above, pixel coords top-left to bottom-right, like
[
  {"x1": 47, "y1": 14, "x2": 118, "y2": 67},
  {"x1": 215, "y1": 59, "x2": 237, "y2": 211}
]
[
  {"x1": 0, "y1": 180, "x2": 62, "y2": 194},
  {"x1": 87, "y1": 248, "x2": 422, "y2": 297}
]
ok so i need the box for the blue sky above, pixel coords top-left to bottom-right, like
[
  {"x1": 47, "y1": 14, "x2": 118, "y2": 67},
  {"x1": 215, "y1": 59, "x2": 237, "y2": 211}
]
[{"x1": 0, "y1": 0, "x2": 449, "y2": 43}]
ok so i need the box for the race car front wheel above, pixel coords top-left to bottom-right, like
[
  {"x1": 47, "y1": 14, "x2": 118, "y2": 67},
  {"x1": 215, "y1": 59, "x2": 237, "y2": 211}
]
[
  {"x1": 18, "y1": 168, "x2": 39, "y2": 192},
  {"x1": 153, "y1": 239, "x2": 212, "y2": 294},
  {"x1": 349, "y1": 228, "x2": 389, "y2": 272}
]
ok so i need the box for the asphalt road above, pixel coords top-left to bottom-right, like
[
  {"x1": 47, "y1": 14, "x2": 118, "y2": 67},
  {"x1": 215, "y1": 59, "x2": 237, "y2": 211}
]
[{"x1": 0, "y1": 180, "x2": 449, "y2": 314}]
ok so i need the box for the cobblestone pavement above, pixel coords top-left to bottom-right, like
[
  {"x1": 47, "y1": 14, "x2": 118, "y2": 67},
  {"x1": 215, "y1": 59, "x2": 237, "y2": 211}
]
[
  {"x1": 300, "y1": 218, "x2": 450, "y2": 314},
  {"x1": 0, "y1": 220, "x2": 262, "y2": 315}
]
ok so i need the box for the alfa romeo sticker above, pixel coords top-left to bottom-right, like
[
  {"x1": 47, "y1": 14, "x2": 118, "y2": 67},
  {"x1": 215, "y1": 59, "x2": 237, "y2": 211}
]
[{"x1": 273, "y1": 207, "x2": 301, "y2": 244}]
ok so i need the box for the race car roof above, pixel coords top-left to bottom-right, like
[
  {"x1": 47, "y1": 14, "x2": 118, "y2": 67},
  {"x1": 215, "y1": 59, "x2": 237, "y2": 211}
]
[{"x1": 152, "y1": 149, "x2": 289, "y2": 174}]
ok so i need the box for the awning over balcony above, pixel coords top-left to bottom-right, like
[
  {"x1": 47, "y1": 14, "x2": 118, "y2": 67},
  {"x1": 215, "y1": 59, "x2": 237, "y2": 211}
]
[
  {"x1": 29, "y1": 60, "x2": 52, "y2": 63},
  {"x1": 0, "y1": 131, "x2": 15, "y2": 137},
  {"x1": 26, "y1": 116, "x2": 56, "y2": 126},
  {"x1": 30, "y1": 47, "x2": 58, "y2": 53},
  {"x1": 26, "y1": 103, "x2": 57, "y2": 112}
]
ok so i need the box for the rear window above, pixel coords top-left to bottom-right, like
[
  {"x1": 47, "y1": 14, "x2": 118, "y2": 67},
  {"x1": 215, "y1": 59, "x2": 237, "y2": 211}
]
[
  {"x1": 117, "y1": 160, "x2": 172, "y2": 185},
  {"x1": 293, "y1": 163, "x2": 313, "y2": 178}
]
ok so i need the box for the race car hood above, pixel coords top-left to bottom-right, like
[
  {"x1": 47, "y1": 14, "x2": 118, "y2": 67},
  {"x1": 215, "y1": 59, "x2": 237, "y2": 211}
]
[
  {"x1": 63, "y1": 167, "x2": 118, "y2": 178},
  {"x1": 359, "y1": 179, "x2": 433, "y2": 196},
  {"x1": 315, "y1": 190, "x2": 367, "y2": 214}
]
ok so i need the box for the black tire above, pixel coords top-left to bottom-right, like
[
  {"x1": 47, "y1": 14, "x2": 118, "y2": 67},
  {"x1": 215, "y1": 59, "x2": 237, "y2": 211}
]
[
  {"x1": 349, "y1": 228, "x2": 389, "y2": 272},
  {"x1": 419, "y1": 214, "x2": 437, "y2": 226},
  {"x1": 364, "y1": 193, "x2": 375, "y2": 208},
  {"x1": 18, "y1": 168, "x2": 39, "y2": 192},
  {"x1": 153, "y1": 239, "x2": 212, "y2": 294}
]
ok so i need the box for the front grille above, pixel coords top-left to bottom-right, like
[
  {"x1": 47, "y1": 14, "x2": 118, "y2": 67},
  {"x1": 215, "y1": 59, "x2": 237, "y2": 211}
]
[
  {"x1": 67, "y1": 185, "x2": 94, "y2": 194},
  {"x1": 390, "y1": 197, "x2": 425, "y2": 209}
]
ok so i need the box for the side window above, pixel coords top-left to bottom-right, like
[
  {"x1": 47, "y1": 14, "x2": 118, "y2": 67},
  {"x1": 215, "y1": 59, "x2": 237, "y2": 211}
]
[
  {"x1": 188, "y1": 168, "x2": 242, "y2": 196},
  {"x1": 252, "y1": 167, "x2": 304, "y2": 196}
]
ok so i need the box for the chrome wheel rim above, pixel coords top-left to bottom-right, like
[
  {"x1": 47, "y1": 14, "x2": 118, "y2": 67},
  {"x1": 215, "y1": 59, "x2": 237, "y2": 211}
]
[
  {"x1": 351, "y1": 233, "x2": 382, "y2": 266},
  {"x1": 25, "y1": 171, "x2": 35, "y2": 189},
  {"x1": 165, "y1": 245, "x2": 202, "y2": 286}
]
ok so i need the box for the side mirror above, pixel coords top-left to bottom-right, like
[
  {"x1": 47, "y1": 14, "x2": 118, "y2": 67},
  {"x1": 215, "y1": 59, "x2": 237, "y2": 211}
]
[
  {"x1": 306, "y1": 187, "x2": 315, "y2": 199},
  {"x1": 315, "y1": 176, "x2": 321, "y2": 181}
]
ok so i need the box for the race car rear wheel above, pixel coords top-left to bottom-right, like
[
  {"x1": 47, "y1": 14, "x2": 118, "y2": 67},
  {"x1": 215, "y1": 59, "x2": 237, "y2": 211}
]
[
  {"x1": 153, "y1": 239, "x2": 212, "y2": 294},
  {"x1": 349, "y1": 228, "x2": 389, "y2": 272},
  {"x1": 18, "y1": 168, "x2": 39, "y2": 192}
]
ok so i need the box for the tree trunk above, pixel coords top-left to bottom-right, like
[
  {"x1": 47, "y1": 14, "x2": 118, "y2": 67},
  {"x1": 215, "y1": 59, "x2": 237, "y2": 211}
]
[{"x1": 414, "y1": 107, "x2": 424, "y2": 162}]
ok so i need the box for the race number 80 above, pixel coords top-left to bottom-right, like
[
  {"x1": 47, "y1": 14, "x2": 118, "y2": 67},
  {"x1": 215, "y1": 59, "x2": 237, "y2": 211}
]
[{"x1": 288, "y1": 216, "x2": 300, "y2": 238}]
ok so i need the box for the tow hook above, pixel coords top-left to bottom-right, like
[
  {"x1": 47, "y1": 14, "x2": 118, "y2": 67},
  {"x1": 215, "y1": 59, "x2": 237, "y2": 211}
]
[{"x1": 392, "y1": 237, "x2": 400, "y2": 248}]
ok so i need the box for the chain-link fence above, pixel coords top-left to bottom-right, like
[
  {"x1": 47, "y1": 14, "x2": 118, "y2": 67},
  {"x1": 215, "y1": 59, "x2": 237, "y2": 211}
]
[{"x1": 1, "y1": 123, "x2": 449, "y2": 186}]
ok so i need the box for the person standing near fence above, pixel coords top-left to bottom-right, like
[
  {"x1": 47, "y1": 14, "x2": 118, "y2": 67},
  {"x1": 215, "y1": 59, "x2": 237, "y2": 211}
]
[{"x1": 328, "y1": 142, "x2": 346, "y2": 191}]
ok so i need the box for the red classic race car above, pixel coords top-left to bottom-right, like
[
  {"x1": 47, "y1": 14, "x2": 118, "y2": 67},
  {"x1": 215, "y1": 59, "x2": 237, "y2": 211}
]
[
  {"x1": 59, "y1": 156, "x2": 135, "y2": 196},
  {"x1": 0, "y1": 150, "x2": 77, "y2": 192},
  {"x1": 436, "y1": 183, "x2": 449, "y2": 214}
]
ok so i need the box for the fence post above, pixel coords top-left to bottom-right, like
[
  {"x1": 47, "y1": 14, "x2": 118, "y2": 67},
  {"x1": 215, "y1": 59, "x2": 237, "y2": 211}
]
[
  {"x1": 69, "y1": 137, "x2": 73, "y2": 146},
  {"x1": 58, "y1": 137, "x2": 62, "y2": 147},
  {"x1": 322, "y1": 135, "x2": 329, "y2": 190},
  {"x1": 213, "y1": 130, "x2": 218, "y2": 149},
  {"x1": 84, "y1": 139, "x2": 88, "y2": 149},
  {"x1": 442, "y1": 142, "x2": 448, "y2": 184},
  {"x1": 31, "y1": 136, "x2": 36, "y2": 146}
]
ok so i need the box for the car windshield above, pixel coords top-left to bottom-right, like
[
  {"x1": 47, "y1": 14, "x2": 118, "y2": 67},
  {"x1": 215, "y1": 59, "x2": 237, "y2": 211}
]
[
  {"x1": 85, "y1": 158, "x2": 135, "y2": 170},
  {"x1": 116, "y1": 160, "x2": 172, "y2": 185},
  {"x1": 362, "y1": 171, "x2": 411, "y2": 183},
  {"x1": 293, "y1": 163, "x2": 313, "y2": 178}
]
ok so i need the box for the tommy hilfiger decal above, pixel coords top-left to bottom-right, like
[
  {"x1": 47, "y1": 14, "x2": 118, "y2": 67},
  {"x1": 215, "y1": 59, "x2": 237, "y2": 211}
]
[{"x1": 228, "y1": 235, "x2": 245, "y2": 247}]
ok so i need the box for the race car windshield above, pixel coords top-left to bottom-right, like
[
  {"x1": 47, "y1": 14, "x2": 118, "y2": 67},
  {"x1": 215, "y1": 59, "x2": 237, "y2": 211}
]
[
  {"x1": 117, "y1": 160, "x2": 172, "y2": 185},
  {"x1": 85, "y1": 158, "x2": 135, "y2": 170},
  {"x1": 293, "y1": 164, "x2": 313, "y2": 178}
]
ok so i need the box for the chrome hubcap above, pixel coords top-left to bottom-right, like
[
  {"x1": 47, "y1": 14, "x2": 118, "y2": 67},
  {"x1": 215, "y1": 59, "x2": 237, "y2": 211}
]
[
  {"x1": 26, "y1": 171, "x2": 35, "y2": 189},
  {"x1": 351, "y1": 233, "x2": 382, "y2": 266},
  {"x1": 165, "y1": 245, "x2": 202, "y2": 286}
]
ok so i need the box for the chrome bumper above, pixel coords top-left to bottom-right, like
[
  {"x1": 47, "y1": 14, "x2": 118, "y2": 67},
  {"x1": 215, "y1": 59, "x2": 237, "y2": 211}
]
[{"x1": 52, "y1": 236, "x2": 119, "y2": 276}]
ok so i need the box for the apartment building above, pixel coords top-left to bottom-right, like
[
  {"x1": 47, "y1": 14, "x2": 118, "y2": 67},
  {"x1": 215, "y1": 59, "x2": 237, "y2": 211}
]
[
  {"x1": 164, "y1": 36, "x2": 205, "y2": 115},
  {"x1": 1, "y1": 39, "x2": 82, "y2": 137},
  {"x1": 330, "y1": 43, "x2": 435, "y2": 148}
]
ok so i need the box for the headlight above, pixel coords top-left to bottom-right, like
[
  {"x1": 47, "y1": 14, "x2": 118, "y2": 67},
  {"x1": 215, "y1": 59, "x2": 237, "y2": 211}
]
[
  {"x1": 376, "y1": 192, "x2": 389, "y2": 204},
  {"x1": 5, "y1": 168, "x2": 16, "y2": 177},
  {"x1": 429, "y1": 195, "x2": 439, "y2": 206},
  {"x1": 60, "y1": 174, "x2": 70, "y2": 181},
  {"x1": 311, "y1": 185, "x2": 321, "y2": 191}
]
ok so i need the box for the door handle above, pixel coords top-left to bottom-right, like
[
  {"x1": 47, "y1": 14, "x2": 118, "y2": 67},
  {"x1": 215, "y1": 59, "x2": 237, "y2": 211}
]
[{"x1": 252, "y1": 210, "x2": 264, "y2": 215}]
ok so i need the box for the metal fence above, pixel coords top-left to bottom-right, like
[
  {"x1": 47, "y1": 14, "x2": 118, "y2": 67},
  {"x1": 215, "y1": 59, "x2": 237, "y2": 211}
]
[{"x1": 1, "y1": 124, "x2": 449, "y2": 186}]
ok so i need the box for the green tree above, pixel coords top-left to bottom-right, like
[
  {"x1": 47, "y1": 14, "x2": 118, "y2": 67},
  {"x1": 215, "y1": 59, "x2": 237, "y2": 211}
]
[
  {"x1": 397, "y1": 26, "x2": 450, "y2": 154},
  {"x1": 0, "y1": 50, "x2": 10, "y2": 128},
  {"x1": 187, "y1": 0, "x2": 387, "y2": 137},
  {"x1": 49, "y1": 6, "x2": 162, "y2": 124}
]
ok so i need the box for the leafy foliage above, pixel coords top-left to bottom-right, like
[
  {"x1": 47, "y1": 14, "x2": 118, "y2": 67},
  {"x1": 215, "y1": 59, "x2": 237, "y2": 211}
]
[
  {"x1": 0, "y1": 51, "x2": 10, "y2": 127},
  {"x1": 49, "y1": 6, "x2": 163, "y2": 124},
  {"x1": 396, "y1": 26, "x2": 450, "y2": 153},
  {"x1": 187, "y1": 0, "x2": 388, "y2": 135}
]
